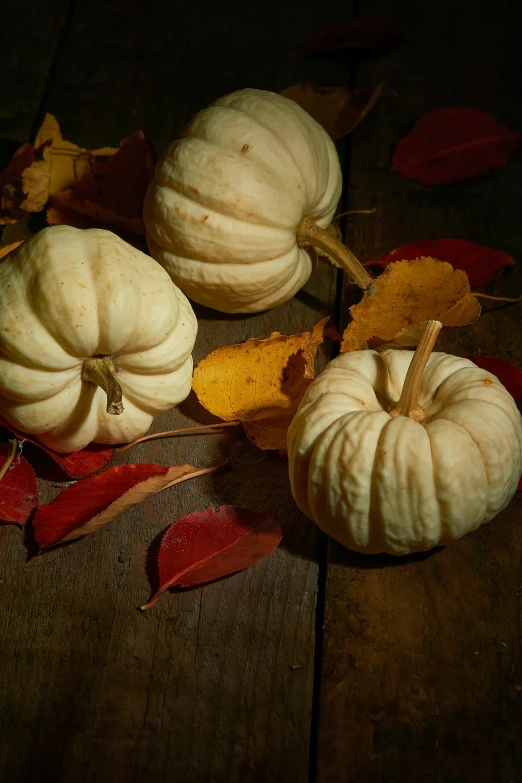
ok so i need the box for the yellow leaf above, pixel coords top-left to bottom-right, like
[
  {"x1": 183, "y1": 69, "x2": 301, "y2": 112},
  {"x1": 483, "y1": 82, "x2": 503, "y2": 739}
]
[
  {"x1": 192, "y1": 318, "x2": 329, "y2": 451},
  {"x1": 341, "y1": 257, "x2": 481, "y2": 353},
  {"x1": 35, "y1": 113, "x2": 117, "y2": 194}
]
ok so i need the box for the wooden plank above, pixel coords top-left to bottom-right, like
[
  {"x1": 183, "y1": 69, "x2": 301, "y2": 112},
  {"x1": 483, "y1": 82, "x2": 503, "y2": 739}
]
[
  {"x1": 317, "y1": 1, "x2": 522, "y2": 781},
  {"x1": 0, "y1": 0, "x2": 354, "y2": 781}
]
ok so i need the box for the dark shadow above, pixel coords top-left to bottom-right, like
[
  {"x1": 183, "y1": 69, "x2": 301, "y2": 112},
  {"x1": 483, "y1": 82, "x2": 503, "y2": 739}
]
[
  {"x1": 177, "y1": 389, "x2": 223, "y2": 425},
  {"x1": 192, "y1": 302, "x2": 262, "y2": 323},
  {"x1": 327, "y1": 538, "x2": 445, "y2": 569}
]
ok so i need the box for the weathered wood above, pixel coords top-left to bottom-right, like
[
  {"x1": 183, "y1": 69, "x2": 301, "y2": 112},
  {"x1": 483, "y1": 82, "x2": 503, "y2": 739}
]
[
  {"x1": 0, "y1": 1, "x2": 352, "y2": 781},
  {"x1": 317, "y1": 0, "x2": 522, "y2": 780}
]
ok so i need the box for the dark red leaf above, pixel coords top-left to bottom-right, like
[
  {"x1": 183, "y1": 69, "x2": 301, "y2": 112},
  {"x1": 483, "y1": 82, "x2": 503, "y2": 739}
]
[
  {"x1": 466, "y1": 356, "x2": 522, "y2": 400},
  {"x1": 392, "y1": 107, "x2": 520, "y2": 185},
  {"x1": 518, "y1": 476, "x2": 522, "y2": 492},
  {"x1": 0, "y1": 418, "x2": 114, "y2": 478},
  {"x1": 365, "y1": 239, "x2": 515, "y2": 286},
  {"x1": 142, "y1": 506, "x2": 282, "y2": 609},
  {"x1": 34, "y1": 462, "x2": 225, "y2": 549},
  {"x1": 298, "y1": 17, "x2": 405, "y2": 56},
  {"x1": 0, "y1": 442, "x2": 38, "y2": 525}
]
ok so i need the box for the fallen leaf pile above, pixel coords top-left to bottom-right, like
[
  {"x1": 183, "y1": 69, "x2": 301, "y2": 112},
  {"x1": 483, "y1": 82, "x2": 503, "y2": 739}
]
[
  {"x1": 341, "y1": 257, "x2": 481, "y2": 352},
  {"x1": 192, "y1": 318, "x2": 329, "y2": 451},
  {"x1": 0, "y1": 114, "x2": 154, "y2": 245}
]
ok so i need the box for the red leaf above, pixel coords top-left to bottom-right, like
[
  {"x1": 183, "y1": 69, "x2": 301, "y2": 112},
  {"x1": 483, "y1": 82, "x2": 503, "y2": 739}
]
[
  {"x1": 392, "y1": 107, "x2": 520, "y2": 185},
  {"x1": 466, "y1": 356, "x2": 522, "y2": 400},
  {"x1": 33, "y1": 461, "x2": 226, "y2": 549},
  {"x1": 365, "y1": 239, "x2": 515, "y2": 286},
  {"x1": 0, "y1": 418, "x2": 114, "y2": 478},
  {"x1": 0, "y1": 442, "x2": 38, "y2": 525},
  {"x1": 142, "y1": 506, "x2": 282, "y2": 609},
  {"x1": 518, "y1": 476, "x2": 522, "y2": 492},
  {"x1": 299, "y1": 17, "x2": 405, "y2": 56}
]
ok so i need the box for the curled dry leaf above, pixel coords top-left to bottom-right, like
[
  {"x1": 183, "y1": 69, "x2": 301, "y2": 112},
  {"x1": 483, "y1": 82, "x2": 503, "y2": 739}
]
[
  {"x1": 48, "y1": 131, "x2": 155, "y2": 238},
  {"x1": 280, "y1": 82, "x2": 383, "y2": 141},
  {"x1": 466, "y1": 356, "x2": 522, "y2": 400},
  {"x1": 0, "y1": 418, "x2": 113, "y2": 478},
  {"x1": 34, "y1": 112, "x2": 117, "y2": 194},
  {"x1": 365, "y1": 238, "x2": 515, "y2": 287},
  {"x1": 142, "y1": 506, "x2": 282, "y2": 609},
  {"x1": 0, "y1": 141, "x2": 51, "y2": 224},
  {"x1": 298, "y1": 17, "x2": 406, "y2": 56},
  {"x1": 33, "y1": 461, "x2": 226, "y2": 549},
  {"x1": 192, "y1": 318, "x2": 328, "y2": 451},
  {"x1": 393, "y1": 107, "x2": 520, "y2": 186},
  {"x1": 0, "y1": 442, "x2": 38, "y2": 525},
  {"x1": 341, "y1": 257, "x2": 481, "y2": 352}
]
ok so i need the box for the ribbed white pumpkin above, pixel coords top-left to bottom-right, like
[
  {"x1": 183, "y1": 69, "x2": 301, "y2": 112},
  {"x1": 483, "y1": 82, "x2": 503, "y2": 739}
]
[
  {"x1": 0, "y1": 226, "x2": 197, "y2": 452},
  {"x1": 143, "y1": 88, "x2": 343, "y2": 313},
  {"x1": 288, "y1": 345, "x2": 522, "y2": 555}
]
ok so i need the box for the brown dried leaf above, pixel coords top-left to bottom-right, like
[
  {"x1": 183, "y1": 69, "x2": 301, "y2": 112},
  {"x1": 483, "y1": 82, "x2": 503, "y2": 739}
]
[
  {"x1": 0, "y1": 141, "x2": 51, "y2": 224},
  {"x1": 192, "y1": 319, "x2": 328, "y2": 451},
  {"x1": 280, "y1": 83, "x2": 384, "y2": 140},
  {"x1": 48, "y1": 131, "x2": 155, "y2": 237},
  {"x1": 341, "y1": 257, "x2": 481, "y2": 353}
]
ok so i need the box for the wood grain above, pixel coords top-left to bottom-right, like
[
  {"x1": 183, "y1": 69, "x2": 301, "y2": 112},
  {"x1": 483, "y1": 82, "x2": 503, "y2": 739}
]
[
  {"x1": 317, "y1": 0, "x2": 522, "y2": 780},
  {"x1": 0, "y1": 0, "x2": 352, "y2": 781}
]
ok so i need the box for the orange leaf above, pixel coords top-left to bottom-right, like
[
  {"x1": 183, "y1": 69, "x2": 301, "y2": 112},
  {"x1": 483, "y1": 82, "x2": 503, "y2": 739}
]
[
  {"x1": 0, "y1": 241, "x2": 23, "y2": 259},
  {"x1": 280, "y1": 82, "x2": 383, "y2": 140},
  {"x1": 48, "y1": 131, "x2": 155, "y2": 237},
  {"x1": 341, "y1": 257, "x2": 481, "y2": 353},
  {"x1": 192, "y1": 318, "x2": 329, "y2": 451}
]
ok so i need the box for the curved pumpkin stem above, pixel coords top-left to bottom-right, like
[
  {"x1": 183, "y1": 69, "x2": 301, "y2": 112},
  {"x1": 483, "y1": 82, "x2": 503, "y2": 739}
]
[
  {"x1": 389, "y1": 320, "x2": 442, "y2": 422},
  {"x1": 82, "y1": 356, "x2": 124, "y2": 415},
  {"x1": 296, "y1": 215, "x2": 374, "y2": 292}
]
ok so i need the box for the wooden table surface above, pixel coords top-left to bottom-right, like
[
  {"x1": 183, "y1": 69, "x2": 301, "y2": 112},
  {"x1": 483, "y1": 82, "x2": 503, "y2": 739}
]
[{"x1": 1, "y1": 0, "x2": 522, "y2": 781}]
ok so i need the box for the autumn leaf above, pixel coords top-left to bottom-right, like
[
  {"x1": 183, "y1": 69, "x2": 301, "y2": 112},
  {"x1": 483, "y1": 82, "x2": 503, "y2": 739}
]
[
  {"x1": 0, "y1": 418, "x2": 114, "y2": 478},
  {"x1": 341, "y1": 257, "x2": 481, "y2": 352},
  {"x1": 0, "y1": 140, "x2": 51, "y2": 224},
  {"x1": 48, "y1": 130, "x2": 155, "y2": 237},
  {"x1": 192, "y1": 318, "x2": 328, "y2": 451},
  {"x1": 392, "y1": 107, "x2": 520, "y2": 186},
  {"x1": 33, "y1": 461, "x2": 227, "y2": 549},
  {"x1": 298, "y1": 17, "x2": 405, "y2": 56},
  {"x1": 466, "y1": 356, "x2": 522, "y2": 400},
  {"x1": 0, "y1": 442, "x2": 38, "y2": 525},
  {"x1": 34, "y1": 112, "x2": 117, "y2": 195},
  {"x1": 518, "y1": 476, "x2": 522, "y2": 492},
  {"x1": 365, "y1": 239, "x2": 515, "y2": 287},
  {"x1": 142, "y1": 506, "x2": 282, "y2": 609},
  {"x1": 0, "y1": 241, "x2": 23, "y2": 260},
  {"x1": 280, "y1": 83, "x2": 383, "y2": 140}
]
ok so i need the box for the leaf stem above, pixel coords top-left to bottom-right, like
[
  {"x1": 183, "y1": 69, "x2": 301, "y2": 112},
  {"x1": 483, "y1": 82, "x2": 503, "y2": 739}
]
[
  {"x1": 472, "y1": 293, "x2": 521, "y2": 303},
  {"x1": 389, "y1": 320, "x2": 442, "y2": 422},
  {"x1": 296, "y1": 215, "x2": 374, "y2": 291},
  {"x1": 82, "y1": 356, "x2": 124, "y2": 415},
  {"x1": 115, "y1": 420, "x2": 241, "y2": 453},
  {"x1": 334, "y1": 208, "x2": 376, "y2": 219},
  {"x1": 0, "y1": 439, "x2": 17, "y2": 483}
]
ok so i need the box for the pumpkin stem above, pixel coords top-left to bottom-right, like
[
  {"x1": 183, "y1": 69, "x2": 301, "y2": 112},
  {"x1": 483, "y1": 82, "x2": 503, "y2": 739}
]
[
  {"x1": 296, "y1": 215, "x2": 374, "y2": 292},
  {"x1": 82, "y1": 356, "x2": 124, "y2": 415},
  {"x1": 0, "y1": 439, "x2": 17, "y2": 484},
  {"x1": 389, "y1": 320, "x2": 442, "y2": 422}
]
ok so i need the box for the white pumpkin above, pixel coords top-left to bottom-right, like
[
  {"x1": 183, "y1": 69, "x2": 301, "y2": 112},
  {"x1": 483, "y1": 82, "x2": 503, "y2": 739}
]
[
  {"x1": 143, "y1": 88, "x2": 371, "y2": 314},
  {"x1": 288, "y1": 322, "x2": 522, "y2": 555},
  {"x1": 0, "y1": 225, "x2": 197, "y2": 452}
]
